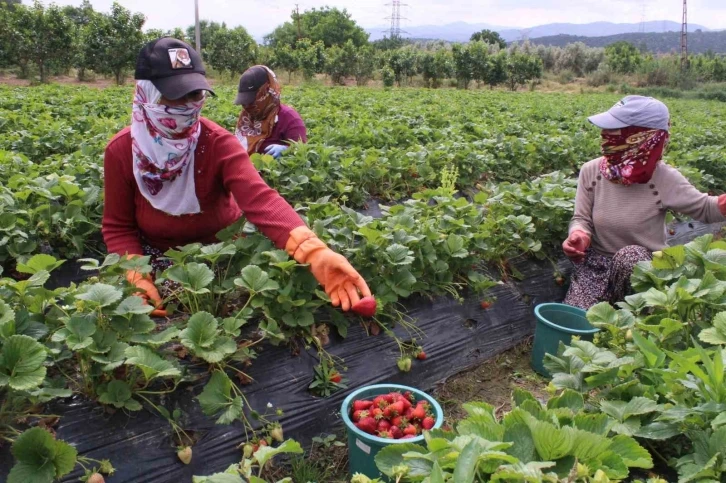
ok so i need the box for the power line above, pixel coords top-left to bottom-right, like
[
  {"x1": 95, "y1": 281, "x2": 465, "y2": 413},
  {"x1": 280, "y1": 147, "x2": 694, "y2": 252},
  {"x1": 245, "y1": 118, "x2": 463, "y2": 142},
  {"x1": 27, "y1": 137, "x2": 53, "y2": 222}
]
[
  {"x1": 384, "y1": 0, "x2": 408, "y2": 39},
  {"x1": 681, "y1": 0, "x2": 688, "y2": 69}
]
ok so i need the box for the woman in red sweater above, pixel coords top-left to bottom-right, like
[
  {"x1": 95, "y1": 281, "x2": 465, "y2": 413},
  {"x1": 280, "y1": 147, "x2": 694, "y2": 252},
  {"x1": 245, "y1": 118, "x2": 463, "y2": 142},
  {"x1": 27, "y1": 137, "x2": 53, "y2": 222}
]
[{"x1": 102, "y1": 38, "x2": 370, "y2": 316}]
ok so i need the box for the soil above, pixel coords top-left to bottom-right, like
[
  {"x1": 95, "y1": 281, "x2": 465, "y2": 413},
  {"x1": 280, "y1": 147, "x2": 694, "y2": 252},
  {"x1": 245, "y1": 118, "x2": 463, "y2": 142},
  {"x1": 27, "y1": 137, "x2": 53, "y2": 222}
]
[{"x1": 432, "y1": 337, "x2": 549, "y2": 424}]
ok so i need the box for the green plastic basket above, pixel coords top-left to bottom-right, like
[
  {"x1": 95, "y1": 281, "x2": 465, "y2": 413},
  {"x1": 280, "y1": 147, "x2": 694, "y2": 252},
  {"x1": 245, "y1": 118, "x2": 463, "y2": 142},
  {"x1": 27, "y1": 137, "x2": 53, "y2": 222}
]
[
  {"x1": 531, "y1": 303, "x2": 599, "y2": 377},
  {"x1": 341, "y1": 383, "x2": 443, "y2": 480}
]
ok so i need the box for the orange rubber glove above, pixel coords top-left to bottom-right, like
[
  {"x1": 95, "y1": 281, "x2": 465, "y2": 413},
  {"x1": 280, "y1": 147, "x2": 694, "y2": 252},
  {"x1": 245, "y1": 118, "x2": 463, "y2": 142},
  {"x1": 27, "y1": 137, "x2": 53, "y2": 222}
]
[
  {"x1": 286, "y1": 226, "x2": 372, "y2": 311},
  {"x1": 125, "y1": 257, "x2": 167, "y2": 318},
  {"x1": 562, "y1": 230, "x2": 591, "y2": 263},
  {"x1": 719, "y1": 194, "x2": 726, "y2": 216}
]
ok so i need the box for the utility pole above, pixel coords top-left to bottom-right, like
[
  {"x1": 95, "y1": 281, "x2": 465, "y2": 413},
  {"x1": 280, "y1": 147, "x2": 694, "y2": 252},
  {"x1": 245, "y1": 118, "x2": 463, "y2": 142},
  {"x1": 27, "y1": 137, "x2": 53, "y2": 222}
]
[
  {"x1": 681, "y1": 0, "x2": 688, "y2": 69},
  {"x1": 194, "y1": 0, "x2": 201, "y2": 57},
  {"x1": 295, "y1": 4, "x2": 302, "y2": 40}
]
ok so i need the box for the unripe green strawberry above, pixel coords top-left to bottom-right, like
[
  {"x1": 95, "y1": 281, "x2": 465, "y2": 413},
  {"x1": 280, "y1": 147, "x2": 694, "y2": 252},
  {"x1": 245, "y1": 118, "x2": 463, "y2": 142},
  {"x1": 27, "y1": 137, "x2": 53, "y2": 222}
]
[{"x1": 177, "y1": 446, "x2": 192, "y2": 464}]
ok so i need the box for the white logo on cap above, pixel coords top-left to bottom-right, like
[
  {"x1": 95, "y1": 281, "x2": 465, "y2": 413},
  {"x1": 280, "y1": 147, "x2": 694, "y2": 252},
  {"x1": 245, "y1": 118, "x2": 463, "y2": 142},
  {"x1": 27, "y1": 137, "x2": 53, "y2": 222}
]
[{"x1": 168, "y1": 48, "x2": 193, "y2": 69}]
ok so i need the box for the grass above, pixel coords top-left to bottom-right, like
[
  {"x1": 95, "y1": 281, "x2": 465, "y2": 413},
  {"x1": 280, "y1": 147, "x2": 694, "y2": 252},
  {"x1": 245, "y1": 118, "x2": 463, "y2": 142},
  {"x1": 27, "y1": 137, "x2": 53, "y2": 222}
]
[{"x1": 269, "y1": 340, "x2": 549, "y2": 482}]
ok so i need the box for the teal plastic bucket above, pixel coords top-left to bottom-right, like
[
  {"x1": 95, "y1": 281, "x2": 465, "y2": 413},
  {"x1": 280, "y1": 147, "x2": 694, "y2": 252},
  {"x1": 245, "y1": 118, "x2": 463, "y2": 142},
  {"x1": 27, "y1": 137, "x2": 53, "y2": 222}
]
[
  {"x1": 341, "y1": 384, "x2": 444, "y2": 480},
  {"x1": 531, "y1": 303, "x2": 599, "y2": 377}
]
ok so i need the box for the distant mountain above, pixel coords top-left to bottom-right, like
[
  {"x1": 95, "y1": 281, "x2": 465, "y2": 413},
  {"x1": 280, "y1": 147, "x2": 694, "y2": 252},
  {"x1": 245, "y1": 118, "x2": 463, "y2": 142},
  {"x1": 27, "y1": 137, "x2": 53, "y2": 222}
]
[
  {"x1": 366, "y1": 20, "x2": 712, "y2": 44},
  {"x1": 367, "y1": 22, "x2": 511, "y2": 43},
  {"x1": 529, "y1": 30, "x2": 726, "y2": 54}
]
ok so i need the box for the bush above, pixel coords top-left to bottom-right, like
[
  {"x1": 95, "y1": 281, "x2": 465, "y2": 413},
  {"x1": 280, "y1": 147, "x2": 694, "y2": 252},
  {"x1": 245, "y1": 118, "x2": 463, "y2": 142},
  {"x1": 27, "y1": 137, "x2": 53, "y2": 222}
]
[
  {"x1": 586, "y1": 65, "x2": 614, "y2": 87},
  {"x1": 381, "y1": 66, "x2": 395, "y2": 88},
  {"x1": 556, "y1": 69, "x2": 575, "y2": 84}
]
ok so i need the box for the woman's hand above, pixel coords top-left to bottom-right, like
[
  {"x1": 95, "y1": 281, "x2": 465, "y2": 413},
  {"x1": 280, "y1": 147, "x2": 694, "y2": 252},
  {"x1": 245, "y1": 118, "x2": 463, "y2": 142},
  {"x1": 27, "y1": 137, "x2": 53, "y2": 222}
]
[
  {"x1": 125, "y1": 270, "x2": 168, "y2": 317},
  {"x1": 263, "y1": 144, "x2": 288, "y2": 159},
  {"x1": 563, "y1": 230, "x2": 591, "y2": 263},
  {"x1": 286, "y1": 226, "x2": 372, "y2": 311}
]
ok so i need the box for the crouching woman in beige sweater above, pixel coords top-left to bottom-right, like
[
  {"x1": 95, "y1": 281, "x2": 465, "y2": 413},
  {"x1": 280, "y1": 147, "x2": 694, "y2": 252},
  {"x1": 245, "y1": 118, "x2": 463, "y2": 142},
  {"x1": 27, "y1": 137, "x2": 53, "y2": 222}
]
[{"x1": 562, "y1": 95, "x2": 726, "y2": 310}]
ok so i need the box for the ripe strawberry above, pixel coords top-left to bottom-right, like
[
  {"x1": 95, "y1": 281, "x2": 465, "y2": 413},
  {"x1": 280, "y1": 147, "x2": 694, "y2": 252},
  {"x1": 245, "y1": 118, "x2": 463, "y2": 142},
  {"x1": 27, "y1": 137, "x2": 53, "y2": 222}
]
[
  {"x1": 352, "y1": 410, "x2": 369, "y2": 422},
  {"x1": 88, "y1": 474, "x2": 105, "y2": 483},
  {"x1": 352, "y1": 296, "x2": 377, "y2": 317},
  {"x1": 371, "y1": 407, "x2": 385, "y2": 420},
  {"x1": 401, "y1": 434, "x2": 416, "y2": 439},
  {"x1": 382, "y1": 393, "x2": 395, "y2": 404},
  {"x1": 412, "y1": 404, "x2": 426, "y2": 421},
  {"x1": 270, "y1": 426, "x2": 284, "y2": 443},
  {"x1": 378, "y1": 430, "x2": 392, "y2": 439},
  {"x1": 404, "y1": 407, "x2": 414, "y2": 419},
  {"x1": 357, "y1": 417, "x2": 377, "y2": 434},
  {"x1": 391, "y1": 415, "x2": 404, "y2": 427},
  {"x1": 481, "y1": 300, "x2": 492, "y2": 309},
  {"x1": 422, "y1": 417, "x2": 435, "y2": 430},
  {"x1": 377, "y1": 419, "x2": 391, "y2": 432},
  {"x1": 386, "y1": 401, "x2": 405, "y2": 419},
  {"x1": 259, "y1": 439, "x2": 268, "y2": 447},
  {"x1": 329, "y1": 372, "x2": 342, "y2": 383},
  {"x1": 400, "y1": 397, "x2": 412, "y2": 411},
  {"x1": 404, "y1": 391, "x2": 415, "y2": 403},
  {"x1": 373, "y1": 395, "x2": 388, "y2": 408},
  {"x1": 353, "y1": 400, "x2": 373, "y2": 411},
  {"x1": 403, "y1": 425, "x2": 418, "y2": 436},
  {"x1": 390, "y1": 425, "x2": 403, "y2": 439},
  {"x1": 669, "y1": 228, "x2": 676, "y2": 235},
  {"x1": 416, "y1": 351, "x2": 427, "y2": 360},
  {"x1": 177, "y1": 446, "x2": 192, "y2": 465},
  {"x1": 555, "y1": 276, "x2": 565, "y2": 286}
]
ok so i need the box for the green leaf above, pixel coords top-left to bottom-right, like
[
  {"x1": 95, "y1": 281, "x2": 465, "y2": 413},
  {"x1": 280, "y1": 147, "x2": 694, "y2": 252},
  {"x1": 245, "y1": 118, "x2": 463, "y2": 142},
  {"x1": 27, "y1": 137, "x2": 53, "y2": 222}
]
[
  {"x1": 75, "y1": 283, "x2": 123, "y2": 307},
  {"x1": 651, "y1": 245, "x2": 686, "y2": 270},
  {"x1": 386, "y1": 244, "x2": 415, "y2": 265},
  {"x1": 587, "y1": 302, "x2": 619, "y2": 326},
  {"x1": 124, "y1": 346, "x2": 181, "y2": 382},
  {"x1": 129, "y1": 327, "x2": 181, "y2": 347},
  {"x1": 197, "y1": 371, "x2": 243, "y2": 424},
  {"x1": 15, "y1": 254, "x2": 64, "y2": 275},
  {"x1": 453, "y1": 439, "x2": 480, "y2": 483},
  {"x1": 115, "y1": 296, "x2": 154, "y2": 316},
  {"x1": 91, "y1": 341, "x2": 129, "y2": 371},
  {"x1": 0, "y1": 300, "x2": 16, "y2": 339},
  {"x1": 8, "y1": 427, "x2": 77, "y2": 483},
  {"x1": 429, "y1": 461, "x2": 446, "y2": 483},
  {"x1": 180, "y1": 312, "x2": 219, "y2": 349},
  {"x1": 700, "y1": 312, "x2": 726, "y2": 345},
  {"x1": 632, "y1": 331, "x2": 666, "y2": 368},
  {"x1": 635, "y1": 422, "x2": 680, "y2": 440},
  {"x1": 375, "y1": 443, "x2": 427, "y2": 478},
  {"x1": 608, "y1": 435, "x2": 653, "y2": 468},
  {"x1": 234, "y1": 265, "x2": 279, "y2": 293},
  {"x1": 0, "y1": 335, "x2": 47, "y2": 390},
  {"x1": 573, "y1": 413, "x2": 612, "y2": 436},
  {"x1": 192, "y1": 471, "x2": 244, "y2": 483},
  {"x1": 64, "y1": 315, "x2": 96, "y2": 350},
  {"x1": 254, "y1": 439, "x2": 303, "y2": 469},
  {"x1": 527, "y1": 418, "x2": 574, "y2": 461},
  {"x1": 569, "y1": 427, "x2": 612, "y2": 462},
  {"x1": 546, "y1": 389, "x2": 584, "y2": 412},
  {"x1": 167, "y1": 262, "x2": 215, "y2": 294},
  {"x1": 98, "y1": 380, "x2": 140, "y2": 411}
]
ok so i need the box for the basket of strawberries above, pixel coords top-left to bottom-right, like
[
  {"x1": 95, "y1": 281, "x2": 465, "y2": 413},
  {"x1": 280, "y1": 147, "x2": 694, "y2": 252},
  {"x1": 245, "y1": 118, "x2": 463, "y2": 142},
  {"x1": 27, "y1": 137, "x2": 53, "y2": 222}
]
[{"x1": 341, "y1": 384, "x2": 443, "y2": 478}]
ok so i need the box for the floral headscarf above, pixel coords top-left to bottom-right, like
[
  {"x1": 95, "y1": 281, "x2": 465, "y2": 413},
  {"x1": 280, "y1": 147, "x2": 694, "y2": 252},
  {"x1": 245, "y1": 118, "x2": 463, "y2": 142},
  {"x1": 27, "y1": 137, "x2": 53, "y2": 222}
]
[
  {"x1": 235, "y1": 66, "x2": 281, "y2": 154},
  {"x1": 599, "y1": 126, "x2": 670, "y2": 185},
  {"x1": 130, "y1": 80, "x2": 205, "y2": 216}
]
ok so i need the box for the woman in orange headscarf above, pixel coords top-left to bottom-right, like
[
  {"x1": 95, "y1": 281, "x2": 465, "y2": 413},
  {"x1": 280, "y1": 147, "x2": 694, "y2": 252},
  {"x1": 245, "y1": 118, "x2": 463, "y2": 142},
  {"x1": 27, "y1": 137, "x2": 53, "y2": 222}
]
[{"x1": 234, "y1": 65, "x2": 307, "y2": 159}]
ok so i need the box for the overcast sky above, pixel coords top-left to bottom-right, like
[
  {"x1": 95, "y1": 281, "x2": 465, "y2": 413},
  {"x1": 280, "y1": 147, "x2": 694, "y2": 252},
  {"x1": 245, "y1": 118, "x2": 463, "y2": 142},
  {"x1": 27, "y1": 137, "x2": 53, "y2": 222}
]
[{"x1": 43, "y1": 0, "x2": 726, "y2": 40}]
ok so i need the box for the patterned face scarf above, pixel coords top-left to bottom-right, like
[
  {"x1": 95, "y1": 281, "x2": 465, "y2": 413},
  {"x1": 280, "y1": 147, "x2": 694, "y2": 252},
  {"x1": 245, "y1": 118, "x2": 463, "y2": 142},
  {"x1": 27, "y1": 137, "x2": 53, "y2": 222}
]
[
  {"x1": 599, "y1": 126, "x2": 670, "y2": 186},
  {"x1": 131, "y1": 80, "x2": 205, "y2": 216},
  {"x1": 235, "y1": 66, "x2": 281, "y2": 154}
]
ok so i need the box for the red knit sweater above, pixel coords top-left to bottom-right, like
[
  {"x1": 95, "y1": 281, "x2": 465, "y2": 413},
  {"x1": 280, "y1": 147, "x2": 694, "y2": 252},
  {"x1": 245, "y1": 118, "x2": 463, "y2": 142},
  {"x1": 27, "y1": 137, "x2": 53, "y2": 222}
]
[{"x1": 102, "y1": 118, "x2": 305, "y2": 256}]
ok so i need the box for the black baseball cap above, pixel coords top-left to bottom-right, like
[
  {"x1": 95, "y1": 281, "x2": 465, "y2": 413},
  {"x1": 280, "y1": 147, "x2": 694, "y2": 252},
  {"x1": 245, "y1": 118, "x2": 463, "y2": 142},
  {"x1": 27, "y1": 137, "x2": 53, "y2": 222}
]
[
  {"x1": 234, "y1": 66, "x2": 270, "y2": 106},
  {"x1": 135, "y1": 37, "x2": 215, "y2": 100}
]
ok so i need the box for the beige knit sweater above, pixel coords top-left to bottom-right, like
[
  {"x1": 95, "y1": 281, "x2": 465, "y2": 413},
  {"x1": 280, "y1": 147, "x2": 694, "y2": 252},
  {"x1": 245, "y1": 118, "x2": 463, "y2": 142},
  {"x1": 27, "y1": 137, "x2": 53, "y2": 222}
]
[{"x1": 569, "y1": 158, "x2": 725, "y2": 257}]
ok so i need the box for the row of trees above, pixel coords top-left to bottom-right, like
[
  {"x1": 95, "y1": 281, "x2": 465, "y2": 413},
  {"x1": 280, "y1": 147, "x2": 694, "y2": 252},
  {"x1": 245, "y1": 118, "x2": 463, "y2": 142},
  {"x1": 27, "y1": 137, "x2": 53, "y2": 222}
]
[{"x1": 1, "y1": 2, "x2": 722, "y2": 89}]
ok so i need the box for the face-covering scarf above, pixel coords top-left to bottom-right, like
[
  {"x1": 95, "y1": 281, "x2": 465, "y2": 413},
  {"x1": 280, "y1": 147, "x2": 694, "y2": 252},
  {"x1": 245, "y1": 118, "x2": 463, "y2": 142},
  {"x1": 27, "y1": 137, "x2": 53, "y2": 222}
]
[
  {"x1": 599, "y1": 125, "x2": 670, "y2": 186},
  {"x1": 235, "y1": 66, "x2": 281, "y2": 154},
  {"x1": 131, "y1": 80, "x2": 205, "y2": 216}
]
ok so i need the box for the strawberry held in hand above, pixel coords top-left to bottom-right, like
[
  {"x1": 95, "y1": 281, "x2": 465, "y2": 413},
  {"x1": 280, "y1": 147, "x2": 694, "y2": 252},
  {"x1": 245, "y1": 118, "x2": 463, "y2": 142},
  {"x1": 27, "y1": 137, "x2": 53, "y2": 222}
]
[{"x1": 352, "y1": 296, "x2": 377, "y2": 317}]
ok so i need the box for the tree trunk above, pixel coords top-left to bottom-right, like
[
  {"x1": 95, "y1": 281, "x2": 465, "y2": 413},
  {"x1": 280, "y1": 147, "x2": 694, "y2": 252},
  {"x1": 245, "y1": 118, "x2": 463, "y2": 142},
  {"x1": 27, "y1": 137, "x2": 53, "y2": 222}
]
[
  {"x1": 115, "y1": 70, "x2": 125, "y2": 85},
  {"x1": 39, "y1": 62, "x2": 46, "y2": 83},
  {"x1": 18, "y1": 61, "x2": 29, "y2": 79}
]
